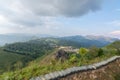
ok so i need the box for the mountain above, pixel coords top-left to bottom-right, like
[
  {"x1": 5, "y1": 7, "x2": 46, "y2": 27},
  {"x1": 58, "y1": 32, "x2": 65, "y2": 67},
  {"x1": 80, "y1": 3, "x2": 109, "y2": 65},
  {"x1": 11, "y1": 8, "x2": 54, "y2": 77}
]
[
  {"x1": 85, "y1": 35, "x2": 119, "y2": 42},
  {"x1": 59, "y1": 35, "x2": 119, "y2": 47},
  {"x1": 0, "y1": 35, "x2": 119, "y2": 79},
  {"x1": 106, "y1": 40, "x2": 120, "y2": 49},
  {"x1": 0, "y1": 38, "x2": 120, "y2": 80},
  {"x1": 0, "y1": 34, "x2": 118, "y2": 47},
  {"x1": 0, "y1": 36, "x2": 117, "y2": 74},
  {"x1": 0, "y1": 33, "x2": 53, "y2": 46},
  {"x1": 0, "y1": 38, "x2": 56, "y2": 74}
]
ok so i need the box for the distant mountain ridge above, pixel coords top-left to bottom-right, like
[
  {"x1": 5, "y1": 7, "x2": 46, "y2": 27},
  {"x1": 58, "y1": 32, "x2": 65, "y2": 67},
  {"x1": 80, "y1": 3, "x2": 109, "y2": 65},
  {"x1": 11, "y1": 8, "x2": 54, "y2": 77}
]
[
  {"x1": 85, "y1": 35, "x2": 119, "y2": 42},
  {"x1": 0, "y1": 34, "x2": 119, "y2": 47},
  {"x1": 59, "y1": 35, "x2": 119, "y2": 47},
  {"x1": 0, "y1": 34, "x2": 54, "y2": 46}
]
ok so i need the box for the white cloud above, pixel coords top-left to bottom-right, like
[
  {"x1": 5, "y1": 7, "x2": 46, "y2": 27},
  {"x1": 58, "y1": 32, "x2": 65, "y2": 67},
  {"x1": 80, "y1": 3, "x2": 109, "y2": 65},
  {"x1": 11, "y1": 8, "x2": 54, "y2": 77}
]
[
  {"x1": 0, "y1": 0, "x2": 103, "y2": 35},
  {"x1": 0, "y1": 15, "x2": 8, "y2": 24}
]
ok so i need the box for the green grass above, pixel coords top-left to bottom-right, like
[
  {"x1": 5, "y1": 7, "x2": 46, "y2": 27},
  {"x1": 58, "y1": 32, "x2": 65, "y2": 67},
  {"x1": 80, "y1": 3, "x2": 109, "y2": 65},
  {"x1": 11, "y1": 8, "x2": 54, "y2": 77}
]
[
  {"x1": 0, "y1": 49, "x2": 118, "y2": 80},
  {"x1": 0, "y1": 48, "x2": 30, "y2": 74},
  {"x1": 0, "y1": 41, "x2": 120, "y2": 80}
]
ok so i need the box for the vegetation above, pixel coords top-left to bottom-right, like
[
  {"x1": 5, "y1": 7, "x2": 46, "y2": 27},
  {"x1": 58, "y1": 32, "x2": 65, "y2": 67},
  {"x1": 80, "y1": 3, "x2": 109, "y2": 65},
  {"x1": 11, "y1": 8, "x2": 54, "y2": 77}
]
[
  {"x1": 107, "y1": 40, "x2": 120, "y2": 55},
  {"x1": 4, "y1": 39, "x2": 55, "y2": 58},
  {"x1": 114, "y1": 73, "x2": 120, "y2": 80},
  {"x1": 0, "y1": 39, "x2": 56, "y2": 74},
  {"x1": 0, "y1": 48, "x2": 32, "y2": 74},
  {"x1": 79, "y1": 47, "x2": 88, "y2": 56},
  {"x1": 0, "y1": 40, "x2": 120, "y2": 80}
]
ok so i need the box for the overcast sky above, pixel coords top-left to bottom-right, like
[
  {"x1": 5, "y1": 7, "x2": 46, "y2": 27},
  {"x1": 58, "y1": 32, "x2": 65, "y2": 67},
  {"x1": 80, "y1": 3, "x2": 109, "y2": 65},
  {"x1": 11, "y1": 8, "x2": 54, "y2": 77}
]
[{"x1": 0, "y1": 0, "x2": 120, "y2": 38}]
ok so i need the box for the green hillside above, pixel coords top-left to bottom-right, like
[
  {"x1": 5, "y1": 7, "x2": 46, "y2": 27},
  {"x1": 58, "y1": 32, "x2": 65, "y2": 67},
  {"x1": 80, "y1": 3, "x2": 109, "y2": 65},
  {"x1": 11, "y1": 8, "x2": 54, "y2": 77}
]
[
  {"x1": 0, "y1": 39, "x2": 56, "y2": 74},
  {"x1": 0, "y1": 48, "x2": 30, "y2": 74},
  {"x1": 0, "y1": 40, "x2": 120, "y2": 80}
]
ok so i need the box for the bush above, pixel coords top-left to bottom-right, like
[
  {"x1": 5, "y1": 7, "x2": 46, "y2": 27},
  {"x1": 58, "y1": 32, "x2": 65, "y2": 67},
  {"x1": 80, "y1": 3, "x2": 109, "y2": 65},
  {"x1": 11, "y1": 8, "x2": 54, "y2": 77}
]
[
  {"x1": 98, "y1": 48, "x2": 104, "y2": 57},
  {"x1": 79, "y1": 47, "x2": 88, "y2": 57},
  {"x1": 87, "y1": 46, "x2": 99, "y2": 59},
  {"x1": 69, "y1": 54, "x2": 78, "y2": 63}
]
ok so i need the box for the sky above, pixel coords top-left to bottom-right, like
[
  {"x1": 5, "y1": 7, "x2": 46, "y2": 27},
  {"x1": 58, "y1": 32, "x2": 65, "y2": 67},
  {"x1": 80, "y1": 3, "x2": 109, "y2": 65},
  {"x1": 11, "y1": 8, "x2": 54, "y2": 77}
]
[{"x1": 0, "y1": 0, "x2": 120, "y2": 38}]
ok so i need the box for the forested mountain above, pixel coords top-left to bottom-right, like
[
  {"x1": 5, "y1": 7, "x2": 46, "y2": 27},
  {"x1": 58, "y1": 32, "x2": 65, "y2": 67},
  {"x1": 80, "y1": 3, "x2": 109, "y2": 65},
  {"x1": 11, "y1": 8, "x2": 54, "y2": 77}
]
[
  {"x1": 0, "y1": 34, "x2": 118, "y2": 47},
  {"x1": 85, "y1": 35, "x2": 119, "y2": 42},
  {"x1": 4, "y1": 39, "x2": 55, "y2": 58},
  {"x1": 0, "y1": 39, "x2": 120, "y2": 80},
  {"x1": 0, "y1": 35, "x2": 119, "y2": 76},
  {"x1": 59, "y1": 35, "x2": 119, "y2": 47},
  {"x1": 0, "y1": 38, "x2": 56, "y2": 74},
  {"x1": 3, "y1": 36, "x2": 118, "y2": 56}
]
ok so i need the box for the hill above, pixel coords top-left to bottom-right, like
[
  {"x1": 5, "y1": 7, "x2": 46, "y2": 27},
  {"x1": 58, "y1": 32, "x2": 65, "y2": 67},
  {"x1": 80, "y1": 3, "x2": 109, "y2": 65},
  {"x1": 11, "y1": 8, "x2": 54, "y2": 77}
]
[
  {"x1": 107, "y1": 40, "x2": 120, "y2": 48},
  {"x1": 0, "y1": 34, "x2": 118, "y2": 47},
  {"x1": 85, "y1": 35, "x2": 119, "y2": 42},
  {"x1": 3, "y1": 39, "x2": 56, "y2": 58},
  {"x1": 0, "y1": 38, "x2": 56, "y2": 74},
  {"x1": 0, "y1": 37, "x2": 119, "y2": 80},
  {"x1": 0, "y1": 36, "x2": 118, "y2": 73},
  {"x1": 60, "y1": 35, "x2": 119, "y2": 47},
  {"x1": 0, "y1": 40, "x2": 120, "y2": 80},
  {"x1": 0, "y1": 48, "x2": 33, "y2": 74}
]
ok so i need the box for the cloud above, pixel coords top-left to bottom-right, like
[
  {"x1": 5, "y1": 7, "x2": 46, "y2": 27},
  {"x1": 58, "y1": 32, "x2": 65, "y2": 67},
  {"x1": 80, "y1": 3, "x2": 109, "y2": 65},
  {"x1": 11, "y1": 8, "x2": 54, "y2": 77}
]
[
  {"x1": 110, "y1": 31, "x2": 120, "y2": 35},
  {"x1": 0, "y1": 0, "x2": 103, "y2": 35},
  {"x1": 0, "y1": 15, "x2": 8, "y2": 24},
  {"x1": 21, "y1": 0, "x2": 102, "y2": 17}
]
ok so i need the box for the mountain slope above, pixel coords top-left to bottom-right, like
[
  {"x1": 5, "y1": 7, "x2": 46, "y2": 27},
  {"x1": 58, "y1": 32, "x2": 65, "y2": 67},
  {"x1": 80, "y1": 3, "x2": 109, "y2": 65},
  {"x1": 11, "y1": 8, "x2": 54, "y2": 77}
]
[
  {"x1": 0, "y1": 48, "x2": 33, "y2": 74},
  {"x1": 0, "y1": 36, "x2": 119, "y2": 77},
  {"x1": 85, "y1": 35, "x2": 119, "y2": 42},
  {"x1": 0, "y1": 34, "x2": 53, "y2": 46},
  {"x1": 0, "y1": 39, "x2": 56, "y2": 74},
  {"x1": 59, "y1": 35, "x2": 119, "y2": 47},
  {"x1": 0, "y1": 34, "x2": 118, "y2": 47}
]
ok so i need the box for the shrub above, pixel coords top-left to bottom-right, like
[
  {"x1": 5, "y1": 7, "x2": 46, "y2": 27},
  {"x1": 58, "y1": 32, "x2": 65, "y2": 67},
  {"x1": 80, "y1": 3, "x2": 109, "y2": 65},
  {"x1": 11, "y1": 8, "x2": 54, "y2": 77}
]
[
  {"x1": 79, "y1": 47, "x2": 88, "y2": 56},
  {"x1": 87, "y1": 46, "x2": 99, "y2": 59},
  {"x1": 98, "y1": 48, "x2": 104, "y2": 57}
]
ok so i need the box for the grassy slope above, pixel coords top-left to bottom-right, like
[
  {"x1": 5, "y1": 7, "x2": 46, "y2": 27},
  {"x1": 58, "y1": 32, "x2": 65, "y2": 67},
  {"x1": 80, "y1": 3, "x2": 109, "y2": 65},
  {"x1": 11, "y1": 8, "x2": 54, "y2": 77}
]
[
  {"x1": 0, "y1": 48, "x2": 26, "y2": 73},
  {"x1": 0, "y1": 41, "x2": 120, "y2": 80},
  {"x1": 0, "y1": 48, "x2": 118, "y2": 80}
]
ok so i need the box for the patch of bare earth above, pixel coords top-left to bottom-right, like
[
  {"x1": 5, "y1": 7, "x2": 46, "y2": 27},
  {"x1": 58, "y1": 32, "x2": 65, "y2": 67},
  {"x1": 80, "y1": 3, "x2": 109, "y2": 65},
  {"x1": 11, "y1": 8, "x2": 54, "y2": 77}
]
[{"x1": 58, "y1": 59, "x2": 120, "y2": 80}]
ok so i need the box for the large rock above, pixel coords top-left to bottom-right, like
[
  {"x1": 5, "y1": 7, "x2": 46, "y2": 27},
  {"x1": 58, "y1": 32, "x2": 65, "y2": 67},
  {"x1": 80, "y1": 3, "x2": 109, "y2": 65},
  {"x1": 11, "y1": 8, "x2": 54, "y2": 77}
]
[{"x1": 55, "y1": 49, "x2": 69, "y2": 61}]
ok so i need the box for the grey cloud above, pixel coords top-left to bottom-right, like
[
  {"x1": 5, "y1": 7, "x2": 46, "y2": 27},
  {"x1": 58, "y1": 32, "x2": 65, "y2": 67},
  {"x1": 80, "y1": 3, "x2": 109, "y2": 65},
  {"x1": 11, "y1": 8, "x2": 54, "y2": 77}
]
[
  {"x1": 0, "y1": 0, "x2": 103, "y2": 34},
  {"x1": 21, "y1": 0, "x2": 103, "y2": 17},
  {"x1": 0, "y1": 0, "x2": 103, "y2": 27}
]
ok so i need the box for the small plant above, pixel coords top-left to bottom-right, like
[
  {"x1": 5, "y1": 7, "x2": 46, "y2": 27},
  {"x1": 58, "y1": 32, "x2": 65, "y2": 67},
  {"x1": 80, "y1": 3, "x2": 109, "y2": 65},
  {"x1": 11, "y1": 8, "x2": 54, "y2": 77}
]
[{"x1": 69, "y1": 54, "x2": 78, "y2": 63}]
